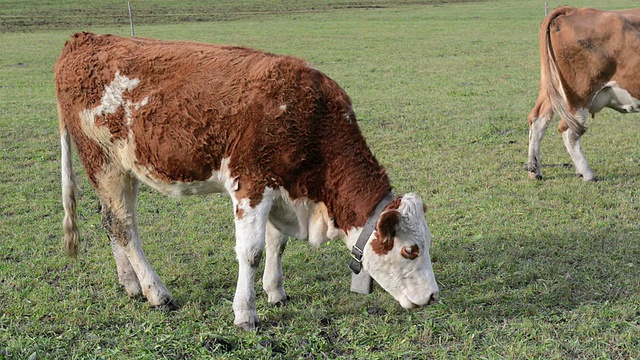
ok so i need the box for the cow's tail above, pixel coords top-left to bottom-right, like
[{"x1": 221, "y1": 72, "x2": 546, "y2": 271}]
[
  {"x1": 541, "y1": 6, "x2": 587, "y2": 136},
  {"x1": 60, "y1": 110, "x2": 80, "y2": 258}
]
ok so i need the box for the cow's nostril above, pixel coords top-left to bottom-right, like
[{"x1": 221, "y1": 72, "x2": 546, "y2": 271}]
[{"x1": 427, "y1": 292, "x2": 440, "y2": 305}]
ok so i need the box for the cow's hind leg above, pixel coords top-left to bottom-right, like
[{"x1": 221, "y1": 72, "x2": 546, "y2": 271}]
[
  {"x1": 107, "y1": 225, "x2": 142, "y2": 298},
  {"x1": 263, "y1": 221, "x2": 288, "y2": 305},
  {"x1": 527, "y1": 96, "x2": 553, "y2": 180},
  {"x1": 97, "y1": 170, "x2": 176, "y2": 309},
  {"x1": 561, "y1": 110, "x2": 595, "y2": 181}
]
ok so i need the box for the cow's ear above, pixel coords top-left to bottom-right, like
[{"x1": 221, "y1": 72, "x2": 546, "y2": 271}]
[{"x1": 373, "y1": 210, "x2": 401, "y2": 253}]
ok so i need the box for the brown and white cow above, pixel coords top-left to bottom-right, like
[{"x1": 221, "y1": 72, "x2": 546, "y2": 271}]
[
  {"x1": 55, "y1": 32, "x2": 439, "y2": 330},
  {"x1": 527, "y1": 7, "x2": 640, "y2": 181}
]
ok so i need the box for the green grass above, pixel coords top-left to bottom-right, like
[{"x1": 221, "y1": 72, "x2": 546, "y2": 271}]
[
  {"x1": 0, "y1": 0, "x2": 484, "y2": 32},
  {"x1": 1, "y1": 0, "x2": 639, "y2": 358}
]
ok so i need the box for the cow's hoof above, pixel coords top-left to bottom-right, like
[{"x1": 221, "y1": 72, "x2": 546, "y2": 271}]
[
  {"x1": 528, "y1": 172, "x2": 542, "y2": 180},
  {"x1": 127, "y1": 291, "x2": 145, "y2": 300},
  {"x1": 578, "y1": 173, "x2": 597, "y2": 182},
  {"x1": 267, "y1": 290, "x2": 289, "y2": 306},
  {"x1": 273, "y1": 295, "x2": 290, "y2": 307},
  {"x1": 234, "y1": 311, "x2": 259, "y2": 331},
  {"x1": 122, "y1": 281, "x2": 143, "y2": 298},
  {"x1": 235, "y1": 320, "x2": 259, "y2": 331},
  {"x1": 152, "y1": 298, "x2": 178, "y2": 311}
]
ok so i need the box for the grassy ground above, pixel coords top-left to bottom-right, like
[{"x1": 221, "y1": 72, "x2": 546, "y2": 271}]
[
  {"x1": 1, "y1": 0, "x2": 639, "y2": 358},
  {"x1": 0, "y1": 0, "x2": 484, "y2": 32}
]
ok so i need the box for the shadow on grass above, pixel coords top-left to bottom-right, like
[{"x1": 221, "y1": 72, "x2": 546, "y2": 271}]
[{"x1": 438, "y1": 227, "x2": 639, "y2": 320}]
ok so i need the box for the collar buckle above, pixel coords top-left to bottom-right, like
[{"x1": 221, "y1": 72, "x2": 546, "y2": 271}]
[
  {"x1": 348, "y1": 193, "x2": 394, "y2": 275},
  {"x1": 349, "y1": 245, "x2": 364, "y2": 274}
]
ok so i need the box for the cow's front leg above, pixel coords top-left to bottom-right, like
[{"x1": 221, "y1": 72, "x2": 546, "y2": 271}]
[
  {"x1": 232, "y1": 194, "x2": 273, "y2": 331},
  {"x1": 263, "y1": 221, "x2": 288, "y2": 305},
  {"x1": 527, "y1": 97, "x2": 553, "y2": 180},
  {"x1": 561, "y1": 120, "x2": 595, "y2": 181}
]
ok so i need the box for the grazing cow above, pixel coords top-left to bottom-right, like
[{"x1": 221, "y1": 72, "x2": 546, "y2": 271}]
[
  {"x1": 55, "y1": 32, "x2": 439, "y2": 330},
  {"x1": 527, "y1": 7, "x2": 640, "y2": 181}
]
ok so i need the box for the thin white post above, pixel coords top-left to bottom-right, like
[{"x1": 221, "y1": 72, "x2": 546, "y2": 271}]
[
  {"x1": 545, "y1": 2, "x2": 548, "y2": 16},
  {"x1": 128, "y1": 1, "x2": 135, "y2": 37}
]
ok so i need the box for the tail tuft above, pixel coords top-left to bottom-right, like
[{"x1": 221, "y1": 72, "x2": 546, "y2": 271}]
[
  {"x1": 61, "y1": 123, "x2": 80, "y2": 258},
  {"x1": 63, "y1": 210, "x2": 79, "y2": 258}
]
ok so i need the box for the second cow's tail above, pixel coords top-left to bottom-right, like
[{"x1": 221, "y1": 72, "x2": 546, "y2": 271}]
[
  {"x1": 60, "y1": 116, "x2": 80, "y2": 258},
  {"x1": 541, "y1": 6, "x2": 587, "y2": 136}
]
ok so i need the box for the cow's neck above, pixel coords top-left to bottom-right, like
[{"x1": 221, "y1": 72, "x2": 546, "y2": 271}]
[{"x1": 319, "y1": 149, "x2": 392, "y2": 239}]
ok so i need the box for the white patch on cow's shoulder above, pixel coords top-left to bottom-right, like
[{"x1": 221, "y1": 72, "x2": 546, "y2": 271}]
[
  {"x1": 310, "y1": 202, "x2": 344, "y2": 245},
  {"x1": 78, "y1": 71, "x2": 150, "y2": 179},
  {"x1": 279, "y1": 104, "x2": 287, "y2": 112},
  {"x1": 93, "y1": 71, "x2": 140, "y2": 116},
  {"x1": 87, "y1": 71, "x2": 149, "y2": 128},
  {"x1": 591, "y1": 81, "x2": 640, "y2": 113}
]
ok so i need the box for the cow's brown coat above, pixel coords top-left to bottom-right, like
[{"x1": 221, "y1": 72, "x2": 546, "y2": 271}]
[
  {"x1": 56, "y1": 33, "x2": 440, "y2": 328},
  {"x1": 55, "y1": 32, "x2": 393, "y2": 233}
]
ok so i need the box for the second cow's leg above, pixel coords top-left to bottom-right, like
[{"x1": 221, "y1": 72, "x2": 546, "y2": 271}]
[
  {"x1": 97, "y1": 170, "x2": 176, "y2": 309},
  {"x1": 562, "y1": 127, "x2": 595, "y2": 181},
  {"x1": 527, "y1": 97, "x2": 553, "y2": 180},
  {"x1": 560, "y1": 108, "x2": 594, "y2": 181},
  {"x1": 263, "y1": 221, "x2": 288, "y2": 305}
]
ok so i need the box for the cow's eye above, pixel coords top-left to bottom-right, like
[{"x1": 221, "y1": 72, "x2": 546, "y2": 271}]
[{"x1": 400, "y1": 245, "x2": 419, "y2": 260}]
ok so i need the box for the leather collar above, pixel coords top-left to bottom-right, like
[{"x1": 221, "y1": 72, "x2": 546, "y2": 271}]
[{"x1": 349, "y1": 193, "x2": 394, "y2": 274}]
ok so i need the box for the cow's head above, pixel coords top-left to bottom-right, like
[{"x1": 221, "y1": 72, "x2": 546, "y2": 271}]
[{"x1": 363, "y1": 193, "x2": 439, "y2": 308}]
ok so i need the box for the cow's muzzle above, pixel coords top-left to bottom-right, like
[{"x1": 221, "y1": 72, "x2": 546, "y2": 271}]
[{"x1": 401, "y1": 291, "x2": 439, "y2": 309}]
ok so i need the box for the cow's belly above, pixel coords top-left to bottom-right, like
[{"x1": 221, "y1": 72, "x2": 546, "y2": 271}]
[
  {"x1": 268, "y1": 191, "x2": 311, "y2": 240},
  {"x1": 131, "y1": 157, "x2": 233, "y2": 197},
  {"x1": 136, "y1": 171, "x2": 227, "y2": 196},
  {"x1": 591, "y1": 82, "x2": 640, "y2": 114}
]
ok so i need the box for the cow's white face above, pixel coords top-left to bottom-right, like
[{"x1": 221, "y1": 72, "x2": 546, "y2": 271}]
[{"x1": 363, "y1": 193, "x2": 439, "y2": 308}]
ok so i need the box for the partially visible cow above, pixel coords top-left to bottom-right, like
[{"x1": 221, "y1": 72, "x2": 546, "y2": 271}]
[
  {"x1": 55, "y1": 32, "x2": 439, "y2": 330},
  {"x1": 527, "y1": 7, "x2": 640, "y2": 181}
]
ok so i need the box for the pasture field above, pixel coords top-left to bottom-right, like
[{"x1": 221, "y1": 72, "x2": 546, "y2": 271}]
[{"x1": 1, "y1": 0, "x2": 639, "y2": 358}]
